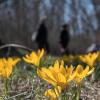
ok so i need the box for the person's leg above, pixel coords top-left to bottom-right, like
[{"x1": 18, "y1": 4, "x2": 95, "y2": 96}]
[{"x1": 44, "y1": 41, "x2": 50, "y2": 53}]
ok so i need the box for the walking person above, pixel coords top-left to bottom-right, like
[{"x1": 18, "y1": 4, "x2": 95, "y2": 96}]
[
  {"x1": 36, "y1": 19, "x2": 49, "y2": 53},
  {"x1": 59, "y1": 24, "x2": 70, "y2": 55}
]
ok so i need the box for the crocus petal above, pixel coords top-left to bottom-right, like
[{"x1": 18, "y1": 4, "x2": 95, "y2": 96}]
[
  {"x1": 87, "y1": 67, "x2": 95, "y2": 76},
  {"x1": 38, "y1": 49, "x2": 44, "y2": 60},
  {"x1": 54, "y1": 60, "x2": 60, "y2": 72}
]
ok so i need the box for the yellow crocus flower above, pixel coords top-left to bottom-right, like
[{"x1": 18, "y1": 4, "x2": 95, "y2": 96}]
[
  {"x1": 49, "y1": 60, "x2": 66, "y2": 75},
  {"x1": 0, "y1": 57, "x2": 20, "y2": 78},
  {"x1": 38, "y1": 67, "x2": 67, "y2": 88},
  {"x1": 74, "y1": 65, "x2": 94, "y2": 84},
  {"x1": 62, "y1": 55, "x2": 74, "y2": 63},
  {"x1": 79, "y1": 52, "x2": 98, "y2": 67},
  {"x1": 37, "y1": 60, "x2": 76, "y2": 89},
  {"x1": 23, "y1": 49, "x2": 44, "y2": 66},
  {"x1": 49, "y1": 60, "x2": 76, "y2": 80},
  {"x1": 65, "y1": 65, "x2": 77, "y2": 82},
  {"x1": 44, "y1": 86, "x2": 61, "y2": 100},
  {"x1": 4, "y1": 57, "x2": 20, "y2": 66},
  {"x1": 37, "y1": 67, "x2": 57, "y2": 86}
]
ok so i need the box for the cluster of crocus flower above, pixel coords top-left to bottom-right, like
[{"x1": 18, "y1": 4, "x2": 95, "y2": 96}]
[
  {"x1": 0, "y1": 48, "x2": 96, "y2": 99},
  {"x1": 37, "y1": 61, "x2": 76, "y2": 89},
  {"x1": 37, "y1": 60, "x2": 94, "y2": 100},
  {"x1": 79, "y1": 52, "x2": 98, "y2": 67},
  {"x1": 0, "y1": 49, "x2": 44, "y2": 79},
  {"x1": 22, "y1": 49, "x2": 98, "y2": 100},
  {"x1": 23, "y1": 49, "x2": 44, "y2": 67},
  {"x1": 74, "y1": 64, "x2": 94, "y2": 84},
  {"x1": 0, "y1": 57, "x2": 20, "y2": 78}
]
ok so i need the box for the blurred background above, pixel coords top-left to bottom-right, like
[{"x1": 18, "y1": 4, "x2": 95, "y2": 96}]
[{"x1": 0, "y1": 0, "x2": 99, "y2": 55}]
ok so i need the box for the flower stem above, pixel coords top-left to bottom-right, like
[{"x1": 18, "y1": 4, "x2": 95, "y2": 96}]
[
  {"x1": 4, "y1": 78, "x2": 8, "y2": 97},
  {"x1": 76, "y1": 84, "x2": 81, "y2": 100},
  {"x1": 72, "y1": 84, "x2": 81, "y2": 100}
]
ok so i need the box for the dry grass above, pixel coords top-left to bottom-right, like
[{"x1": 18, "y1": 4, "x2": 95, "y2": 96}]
[{"x1": 0, "y1": 77, "x2": 100, "y2": 100}]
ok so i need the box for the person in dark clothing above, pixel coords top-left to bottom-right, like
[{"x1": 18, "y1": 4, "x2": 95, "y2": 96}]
[
  {"x1": 36, "y1": 19, "x2": 49, "y2": 53},
  {"x1": 60, "y1": 24, "x2": 70, "y2": 54}
]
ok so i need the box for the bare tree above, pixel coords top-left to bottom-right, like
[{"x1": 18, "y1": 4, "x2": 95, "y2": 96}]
[
  {"x1": 33, "y1": 0, "x2": 40, "y2": 31},
  {"x1": 12, "y1": 0, "x2": 32, "y2": 47}
]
